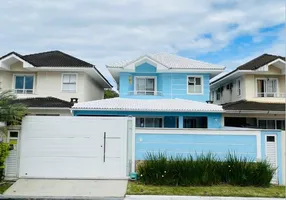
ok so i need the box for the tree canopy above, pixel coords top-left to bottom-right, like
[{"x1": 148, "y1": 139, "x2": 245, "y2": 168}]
[
  {"x1": 104, "y1": 89, "x2": 119, "y2": 99},
  {"x1": 0, "y1": 90, "x2": 27, "y2": 125}
]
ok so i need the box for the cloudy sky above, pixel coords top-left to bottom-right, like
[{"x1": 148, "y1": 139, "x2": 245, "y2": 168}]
[{"x1": 0, "y1": 0, "x2": 284, "y2": 86}]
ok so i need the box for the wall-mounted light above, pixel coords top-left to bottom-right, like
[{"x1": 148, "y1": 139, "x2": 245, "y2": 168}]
[{"x1": 129, "y1": 76, "x2": 132, "y2": 85}]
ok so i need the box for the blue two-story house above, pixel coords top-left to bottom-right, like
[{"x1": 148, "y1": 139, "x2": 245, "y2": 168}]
[
  {"x1": 72, "y1": 53, "x2": 283, "y2": 184},
  {"x1": 73, "y1": 53, "x2": 225, "y2": 129}
]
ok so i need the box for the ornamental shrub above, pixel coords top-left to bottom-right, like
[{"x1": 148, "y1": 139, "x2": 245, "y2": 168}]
[
  {"x1": 137, "y1": 152, "x2": 275, "y2": 187},
  {"x1": 0, "y1": 143, "x2": 10, "y2": 180}
]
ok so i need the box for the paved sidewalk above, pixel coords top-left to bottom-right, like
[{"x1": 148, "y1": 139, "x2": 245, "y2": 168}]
[
  {"x1": 3, "y1": 179, "x2": 127, "y2": 199},
  {"x1": 125, "y1": 195, "x2": 284, "y2": 200}
]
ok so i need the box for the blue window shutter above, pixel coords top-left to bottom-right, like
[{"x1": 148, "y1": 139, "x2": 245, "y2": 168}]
[
  {"x1": 25, "y1": 76, "x2": 34, "y2": 89},
  {"x1": 15, "y1": 76, "x2": 24, "y2": 89}
]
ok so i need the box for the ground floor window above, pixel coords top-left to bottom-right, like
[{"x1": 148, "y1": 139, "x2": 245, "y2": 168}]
[
  {"x1": 136, "y1": 117, "x2": 163, "y2": 128},
  {"x1": 224, "y1": 117, "x2": 285, "y2": 130},
  {"x1": 183, "y1": 117, "x2": 207, "y2": 128},
  {"x1": 258, "y1": 119, "x2": 285, "y2": 130}
]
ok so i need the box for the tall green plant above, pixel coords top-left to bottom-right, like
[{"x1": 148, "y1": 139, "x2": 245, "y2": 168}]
[
  {"x1": 0, "y1": 90, "x2": 27, "y2": 180},
  {"x1": 0, "y1": 143, "x2": 9, "y2": 180},
  {"x1": 137, "y1": 152, "x2": 275, "y2": 187}
]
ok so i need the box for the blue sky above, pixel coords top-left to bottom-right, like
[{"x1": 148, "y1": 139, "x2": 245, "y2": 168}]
[{"x1": 0, "y1": 0, "x2": 284, "y2": 86}]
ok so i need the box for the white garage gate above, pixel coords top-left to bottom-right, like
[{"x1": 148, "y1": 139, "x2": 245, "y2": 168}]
[{"x1": 18, "y1": 116, "x2": 135, "y2": 179}]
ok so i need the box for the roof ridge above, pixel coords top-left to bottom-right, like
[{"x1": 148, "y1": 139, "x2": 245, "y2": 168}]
[
  {"x1": 237, "y1": 53, "x2": 285, "y2": 70},
  {"x1": 0, "y1": 51, "x2": 23, "y2": 60},
  {"x1": 263, "y1": 53, "x2": 285, "y2": 59},
  {"x1": 53, "y1": 51, "x2": 95, "y2": 67},
  {"x1": 152, "y1": 52, "x2": 225, "y2": 68},
  {"x1": 23, "y1": 50, "x2": 60, "y2": 57},
  {"x1": 107, "y1": 52, "x2": 225, "y2": 70},
  {"x1": 23, "y1": 50, "x2": 94, "y2": 66},
  {"x1": 236, "y1": 54, "x2": 267, "y2": 70},
  {"x1": 211, "y1": 53, "x2": 285, "y2": 84}
]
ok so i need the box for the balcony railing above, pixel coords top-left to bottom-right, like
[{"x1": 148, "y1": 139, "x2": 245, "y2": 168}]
[
  {"x1": 14, "y1": 89, "x2": 34, "y2": 94},
  {"x1": 128, "y1": 90, "x2": 163, "y2": 96},
  {"x1": 256, "y1": 92, "x2": 285, "y2": 98}
]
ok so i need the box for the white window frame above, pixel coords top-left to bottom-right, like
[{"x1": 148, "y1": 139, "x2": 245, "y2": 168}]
[
  {"x1": 236, "y1": 79, "x2": 241, "y2": 96},
  {"x1": 255, "y1": 78, "x2": 279, "y2": 98},
  {"x1": 61, "y1": 73, "x2": 78, "y2": 93},
  {"x1": 187, "y1": 75, "x2": 204, "y2": 95},
  {"x1": 216, "y1": 89, "x2": 221, "y2": 100},
  {"x1": 134, "y1": 76, "x2": 157, "y2": 95},
  {"x1": 211, "y1": 90, "x2": 215, "y2": 101},
  {"x1": 135, "y1": 117, "x2": 164, "y2": 128},
  {"x1": 13, "y1": 74, "x2": 35, "y2": 94}
]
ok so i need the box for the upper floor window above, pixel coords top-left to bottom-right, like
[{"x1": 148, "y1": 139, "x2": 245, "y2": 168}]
[
  {"x1": 62, "y1": 73, "x2": 77, "y2": 92},
  {"x1": 211, "y1": 91, "x2": 215, "y2": 101},
  {"x1": 256, "y1": 78, "x2": 278, "y2": 97},
  {"x1": 216, "y1": 87, "x2": 223, "y2": 100},
  {"x1": 237, "y1": 79, "x2": 241, "y2": 96},
  {"x1": 187, "y1": 76, "x2": 203, "y2": 94},
  {"x1": 14, "y1": 75, "x2": 34, "y2": 94},
  {"x1": 216, "y1": 91, "x2": 221, "y2": 100},
  {"x1": 135, "y1": 76, "x2": 156, "y2": 95}
]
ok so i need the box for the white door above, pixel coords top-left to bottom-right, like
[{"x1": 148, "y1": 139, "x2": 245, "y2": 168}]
[
  {"x1": 5, "y1": 130, "x2": 20, "y2": 178},
  {"x1": 265, "y1": 135, "x2": 278, "y2": 184},
  {"x1": 19, "y1": 116, "x2": 133, "y2": 179}
]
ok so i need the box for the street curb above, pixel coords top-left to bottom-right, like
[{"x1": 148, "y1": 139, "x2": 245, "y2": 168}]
[
  {"x1": 0, "y1": 195, "x2": 124, "y2": 200},
  {"x1": 125, "y1": 195, "x2": 285, "y2": 200}
]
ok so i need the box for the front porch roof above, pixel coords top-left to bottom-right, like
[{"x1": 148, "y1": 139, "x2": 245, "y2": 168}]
[
  {"x1": 72, "y1": 98, "x2": 223, "y2": 113},
  {"x1": 223, "y1": 100, "x2": 285, "y2": 114}
]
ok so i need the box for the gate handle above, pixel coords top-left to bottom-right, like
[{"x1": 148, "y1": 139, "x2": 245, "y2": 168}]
[{"x1": 103, "y1": 132, "x2": 106, "y2": 162}]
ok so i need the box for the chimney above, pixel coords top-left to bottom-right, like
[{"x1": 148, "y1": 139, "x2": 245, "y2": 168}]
[{"x1": 70, "y1": 98, "x2": 78, "y2": 103}]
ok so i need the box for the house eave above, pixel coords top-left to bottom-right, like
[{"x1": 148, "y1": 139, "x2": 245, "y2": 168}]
[
  {"x1": 108, "y1": 67, "x2": 224, "y2": 84},
  {"x1": 71, "y1": 108, "x2": 224, "y2": 113},
  {"x1": 224, "y1": 110, "x2": 285, "y2": 114},
  {"x1": 28, "y1": 107, "x2": 71, "y2": 110}
]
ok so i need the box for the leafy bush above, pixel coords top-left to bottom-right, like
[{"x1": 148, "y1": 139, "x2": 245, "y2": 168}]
[
  {"x1": 137, "y1": 152, "x2": 275, "y2": 187},
  {"x1": 0, "y1": 143, "x2": 9, "y2": 180}
]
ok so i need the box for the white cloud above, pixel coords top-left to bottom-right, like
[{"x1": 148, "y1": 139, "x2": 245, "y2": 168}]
[
  {"x1": 0, "y1": 0, "x2": 284, "y2": 86},
  {"x1": 219, "y1": 28, "x2": 285, "y2": 70}
]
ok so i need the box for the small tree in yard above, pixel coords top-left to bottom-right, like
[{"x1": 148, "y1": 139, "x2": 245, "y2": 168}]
[
  {"x1": 0, "y1": 90, "x2": 27, "y2": 179},
  {"x1": 104, "y1": 89, "x2": 119, "y2": 99}
]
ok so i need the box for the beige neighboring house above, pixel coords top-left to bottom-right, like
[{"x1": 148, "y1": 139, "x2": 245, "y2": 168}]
[
  {"x1": 0, "y1": 50, "x2": 112, "y2": 179},
  {"x1": 0, "y1": 50, "x2": 112, "y2": 116},
  {"x1": 210, "y1": 54, "x2": 285, "y2": 130}
]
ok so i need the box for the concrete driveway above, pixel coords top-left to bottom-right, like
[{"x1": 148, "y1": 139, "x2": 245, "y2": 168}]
[{"x1": 3, "y1": 179, "x2": 128, "y2": 199}]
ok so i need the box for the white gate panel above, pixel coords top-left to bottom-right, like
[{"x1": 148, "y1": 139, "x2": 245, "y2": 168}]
[
  {"x1": 265, "y1": 135, "x2": 278, "y2": 184},
  {"x1": 19, "y1": 116, "x2": 133, "y2": 179},
  {"x1": 5, "y1": 130, "x2": 20, "y2": 179}
]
